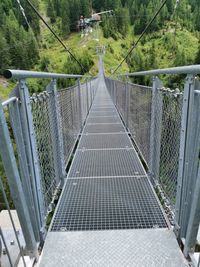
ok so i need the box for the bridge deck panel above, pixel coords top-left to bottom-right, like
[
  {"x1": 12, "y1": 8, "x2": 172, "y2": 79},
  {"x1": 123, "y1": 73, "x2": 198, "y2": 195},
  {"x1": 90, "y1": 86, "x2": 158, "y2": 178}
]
[
  {"x1": 78, "y1": 133, "x2": 132, "y2": 149},
  {"x1": 39, "y1": 73, "x2": 188, "y2": 266}
]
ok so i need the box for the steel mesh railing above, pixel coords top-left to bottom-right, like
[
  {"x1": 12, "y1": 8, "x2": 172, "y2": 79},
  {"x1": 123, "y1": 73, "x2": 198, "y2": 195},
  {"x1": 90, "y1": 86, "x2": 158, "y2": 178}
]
[
  {"x1": 58, "y1": 79, "x2": 97, "y2": 166},
  {"x1": 30, "y1": 79, "x2": 97, "y2": 214},
  {"x1": 30, "y1": 92, "x2": 57, "y2": 212},
  {"x1": 128, "y1": 83, "x2": 152, "y2": 165},
  {"x1": 115, "y1": 80, "x2": 126, "y2": 121},
  {"x1": 106, "y1": 78, "x2": 152, "y2": 165},
  {"x1": 106, "y1": 78, "x2": 183, "y2": 208},
  {"x1": 158, "y1": 89, "x2": 183, "y2": 205},
  {"x1": 80, "y1": 83, "x2": 88, "y2": 123},
  {"x1": 58, "y1": 85, "x2": 80, "y2": 166}
]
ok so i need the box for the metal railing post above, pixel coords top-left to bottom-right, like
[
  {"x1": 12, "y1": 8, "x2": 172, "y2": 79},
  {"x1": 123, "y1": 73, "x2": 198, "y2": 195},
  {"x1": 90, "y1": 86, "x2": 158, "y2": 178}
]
[
  {"x1": 125, "y1": 76, "x2": 130, "y2": 128},
  {"x1": 47, "y1": 80, "x2": 65, "y2": 188},
  {"x1": 89, "y1": 80, "x2": 92, "y2": 106},
  {"x1": 184, "y1": 165, "x2": 200, "y2": 257},
  {"x1": 149, "y1": 76, "x2": 163, "y2": 184},
  {"x1": 113, "y1": 80, "x2": 117, "y2": 105},
  {"x1": 175, "y1": 75, "x2": 200, "y2": 239},
  {"x1": 18, "y1": 80, "x2": 45, "y2": 240},
  {"x1": 86, "y1": 79, "x2": 89, "y2": 114},
  {"x1": 91, "y1": 80, "x2": 94, "y2": 101},
  {"x1": 0, "y1": 101, "x2": 37, "y2": 257},
  {"x1": 77, "y1": 78, "x2": 83, "y2": 128},
  {"x1": 8, "y1": 95, "x2": 40, "y2": 242}
]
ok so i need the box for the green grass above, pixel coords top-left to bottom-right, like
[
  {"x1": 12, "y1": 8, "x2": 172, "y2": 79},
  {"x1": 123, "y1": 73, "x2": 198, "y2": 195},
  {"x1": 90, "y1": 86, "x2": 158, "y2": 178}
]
[{"x1": 0, "y1": 80, "x2": 16, "y2": 101}]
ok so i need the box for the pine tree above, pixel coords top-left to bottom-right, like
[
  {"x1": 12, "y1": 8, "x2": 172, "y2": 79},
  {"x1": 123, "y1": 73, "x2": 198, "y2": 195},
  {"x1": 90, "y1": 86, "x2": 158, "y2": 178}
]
[
  {"x1": 47, "y1": 0, "x2": 56, "y2": 23},
  {"x1": 148, "y1": 43, "x2": 157, "y2": 69},
  {"x1": 81, "y1": 0, "x2": 91, "y2": 17},
  {"x1": 61, "y1": 0, "x2": 70, "y2": 36},
  {"x1": 195, "y1": 45, "x2": 200, "y2": 64},
  {"x1": 19, "y1": 0, "x2": 40, "y2": 35},
  {"x1": 0, "y1": 32, "x2": 10, "y2": 73},
  {"x1": 69, "y1": 0, "x2": 81, "y2": 31},
  {"x1": 116, "y1": 7, "x2": 129, "y2": 37}
]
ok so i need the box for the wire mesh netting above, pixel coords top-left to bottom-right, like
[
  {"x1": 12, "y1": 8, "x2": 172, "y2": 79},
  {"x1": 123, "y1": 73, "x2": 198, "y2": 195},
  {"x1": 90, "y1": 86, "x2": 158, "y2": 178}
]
[
  {"x1": 128, "y1": 83, "x2": 152, "y2": 165},
  {"x1": 58, "y1": 85, "x2": 81, "y2": 166},
  {"x1": 80, "y1": 83, "x2": 88, "y2": 123},
  {"x1": 29, "y1": 79, "x2": 97, "y2": 214},
  {"x1": 106, "y1": 78, "x2": 152, "y2": 165},
  {"x1": 115, "y1": 80, "x2": 126, "y2": 120},
  {"x1": 158, "y1": 89, "x2": 183, "y2": 206},
  {"x1": 105, "y1": 78, "x2": 183, "y2": 209},
  {"x1": 30, "y1": 92, "x2": 57, "y2": 211},
  {"x1": 58, "y1": 79, "x2": 97, "y2": 166}
]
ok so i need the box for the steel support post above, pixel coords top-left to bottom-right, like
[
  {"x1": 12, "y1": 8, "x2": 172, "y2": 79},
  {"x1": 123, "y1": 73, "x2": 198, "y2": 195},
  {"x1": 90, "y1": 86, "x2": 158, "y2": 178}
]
[
  {"x1": 112, "y1": 80, "x2": 114, "y2": 102},
  {"x1": 113, "y1": 80, "x2": 117, "y2": 106},
  {"x1": 86, "y1": 80, "x2": 89, "y2": 114},
  {"x1": 125, "y1": 76, "x2": 130, "y2": 128},
  {"x1": 89, "y1": 80, "x2": 92, "y2": 106},
  {"x1": 18, "y1": 80, "x2": 45, "y2": 240},
  {"x1": 69, "y1": 88, "x2": 74, "y2": 133},
  {"x1": 175, "y1": 74, "x2": 197, "y2": 239},
  {"x1": 0, "y1": 101, "x2": 37, "y2": 257},
  {"x1": 109, "y1": 80, "x2": 111, "y2": 99},
  {"x1": 91, "y1": 80, "x2": 94, "y2": 101},
  {"x1": 47, "y1": 80, "x2": 65, "y2": 188},
  {"x1": 77, "y1": 78, "x2": 83, "y2": 128},
  {"x1": 184, "y1": 165, "x2": 200, "y2": 257},
  {"x1": 184, "y1": 79, "x2": 200, "y2": 223},
  {"x1": 8, "y1": 96, "x2": 40, "y2": 242},
  {"x1": 149, "y1": 76, "x2": 163, "y2": 184}
]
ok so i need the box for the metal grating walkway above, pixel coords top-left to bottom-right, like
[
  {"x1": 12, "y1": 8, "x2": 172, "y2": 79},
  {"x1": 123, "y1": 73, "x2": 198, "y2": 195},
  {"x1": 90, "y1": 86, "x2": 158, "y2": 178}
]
[
  {"x1": 50, "y1": 79, "x2": 167, "y2": 232},
  {"x1": 39, "y1": 62, "x2": 188, "y2": 267}
]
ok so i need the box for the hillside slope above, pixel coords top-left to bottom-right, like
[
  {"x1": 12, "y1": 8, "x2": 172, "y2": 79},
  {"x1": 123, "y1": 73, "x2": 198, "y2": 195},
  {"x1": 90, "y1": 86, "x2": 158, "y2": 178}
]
[{"x1": 0, "y1": 0, "x2": 200, "y2": 99}]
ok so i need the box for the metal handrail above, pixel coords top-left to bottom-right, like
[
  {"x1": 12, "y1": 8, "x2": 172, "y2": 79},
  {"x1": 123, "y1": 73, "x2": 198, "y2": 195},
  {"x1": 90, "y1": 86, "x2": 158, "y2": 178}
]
[
  {"x1": 2, "y1": 97, "x2": 17, "y2": 107},
  {"x1": 4, "y1": 69, "x2": 85, "y2": 79},
  {"x1": 119, "y1": 65, "x2": 200, "y2": 76}
]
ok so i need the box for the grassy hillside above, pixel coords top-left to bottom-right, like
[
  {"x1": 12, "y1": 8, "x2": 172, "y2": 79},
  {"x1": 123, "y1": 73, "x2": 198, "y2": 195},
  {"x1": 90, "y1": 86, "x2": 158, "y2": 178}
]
[{"x1": 0, "y1": 1, "x2": 199, "y2": 100}]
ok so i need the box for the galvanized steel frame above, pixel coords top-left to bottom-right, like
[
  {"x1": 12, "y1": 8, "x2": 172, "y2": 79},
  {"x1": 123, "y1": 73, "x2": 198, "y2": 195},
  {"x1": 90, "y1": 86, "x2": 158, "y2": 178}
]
[
  {"x1": 0, "y1": 99, "x2": 37, "y2": 257},
  {"x1": 1, "y1": 71, "x2": 96, "y2": 261},
  {"x1": 107, "y1": 67, "x2": 200, "y2": 261}
]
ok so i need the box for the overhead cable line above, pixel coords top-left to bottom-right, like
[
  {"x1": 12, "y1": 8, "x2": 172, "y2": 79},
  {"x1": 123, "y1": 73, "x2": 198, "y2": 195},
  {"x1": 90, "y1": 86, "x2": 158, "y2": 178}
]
[
  {"x1": 112, "y1": 0, "x2": 168, "y2": 75},
  {"x1": 16, "y1": 0, "x2": 31, "y2": 28},
  {"x1": 24, "y1": 0, "x2": 88, "y2": 75}
]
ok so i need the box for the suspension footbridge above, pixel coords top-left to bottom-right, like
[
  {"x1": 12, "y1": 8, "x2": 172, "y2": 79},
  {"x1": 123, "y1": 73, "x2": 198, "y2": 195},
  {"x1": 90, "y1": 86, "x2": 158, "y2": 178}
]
[{"x1": 0, "y1": 58, "x2": 200, "y2": 266}]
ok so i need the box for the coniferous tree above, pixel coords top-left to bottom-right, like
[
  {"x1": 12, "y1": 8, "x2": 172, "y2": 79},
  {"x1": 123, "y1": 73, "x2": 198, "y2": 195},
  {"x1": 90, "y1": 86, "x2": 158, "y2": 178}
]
[
  {"x1": 81, "y1": 0, "x2": 91, "y2": 17},
  {"x1": 0, "y1": 33, "x2": 10, "y2": 74},
  {"x1": 115, "y1": 7, "x2": 129, "y2": 37},
  {"x1": 61, "y1": 0, "x2": 70, "y2": 36},
  {"x1": 195, "y1": 45, "x2": 200, "y2": 64},
  {"x1": 69, "y1": 0, "x2": 81, "y2": 31},
  {"x1": 47, "y1": 0, "x2": 56, "y2": 23}
]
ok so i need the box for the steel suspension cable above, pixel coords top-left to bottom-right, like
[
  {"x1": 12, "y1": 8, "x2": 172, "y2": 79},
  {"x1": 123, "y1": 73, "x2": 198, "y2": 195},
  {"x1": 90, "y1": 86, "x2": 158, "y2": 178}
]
[
  {"x1": 112, "y1": 0, "x2": 168, "y2": 75},
  {"x1": 24, "y1": 0, "x2": 88, "y2": 74}
]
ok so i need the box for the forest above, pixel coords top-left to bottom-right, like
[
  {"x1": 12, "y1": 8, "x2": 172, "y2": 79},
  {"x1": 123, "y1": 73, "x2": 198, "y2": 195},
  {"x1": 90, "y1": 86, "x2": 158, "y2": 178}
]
[{"x1": 1, "y1": 0, "x2": 200, "y2": 76}]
